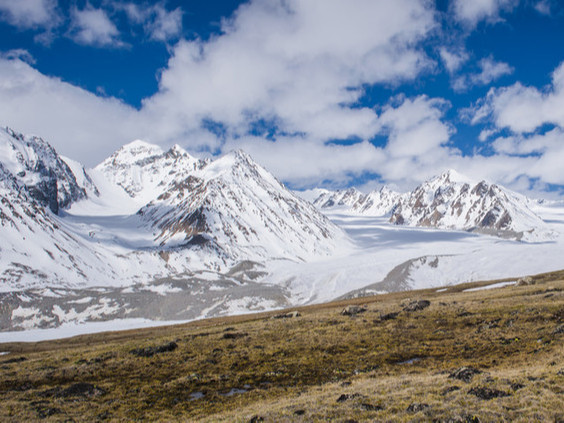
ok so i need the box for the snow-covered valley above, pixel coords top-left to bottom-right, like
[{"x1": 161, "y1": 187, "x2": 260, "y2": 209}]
[
  {"x1": 2, "y1": 199, "x2": 564, "y2": 341},
  {"x1": 1, "y1": 126, "x2": 564, "y2": 339}
]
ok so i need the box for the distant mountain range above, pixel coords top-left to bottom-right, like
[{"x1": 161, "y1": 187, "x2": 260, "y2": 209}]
[{"x1": 307, "y1": 169, "x2": 553, "y2": 241}]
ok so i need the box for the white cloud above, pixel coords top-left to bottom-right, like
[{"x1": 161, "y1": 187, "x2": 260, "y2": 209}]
[
  {"x1": 472, "y1": 57, "x2": 514, "y2": 85},
  {"x1": 69, "y1": 4, "x2": 122, "y2": 47},
  {"x1": 143, "y1": 0, "x2": 436, "y2": 145},
  {"x1": 378, "y1": 96, "x2": 452, "y2": 158},
  {"x1": 0, "y1": 58, "x2": 143, "y2": 163},
  {"x1": 0, "y1": 0, "x2": 58, "y2": 29},
  {"x1": 490, "y1": 129, "x2": 564, "y2": 185},
  {"x1": 4, "y1": 0, "x2": 560, "y2": 197},
  {"x1": 1, "y1": 49, "x2": 36, "y2": 64},
  {"x1": 478, "y1": 128, "x2": 497, "y2": 142},
  {"x1": 439, "y1": 47, "x2": 469, "y2": 74},
  {"x1": 453, "y1": 56, "x2": 513, "y2": 91},
  {"x1": 462, "y1": 61, "x2": 564, "y2": 192},
  {"x1": 225, "y1": 136, "x2": 387, "y2": 188},
  {"x1": 119, "y1": 2, "x2": 182, "y2": 42},
  {"x1": 534, "y1": 0, "x2": 551, "y2": 15},
  {"x1": 222, "y1": 95, "x2": 454, "y2": 188},
  {"x1": 472, "y1": 61, "x2": 564, "y2": 133},
  {"x1": 451, "y1": 0, "x2": 519, "y2": 28}
]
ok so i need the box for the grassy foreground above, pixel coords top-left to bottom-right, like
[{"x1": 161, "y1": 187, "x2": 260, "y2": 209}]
[{"x1": 0, "y1": 271, "x2": 563, "y2": 422}]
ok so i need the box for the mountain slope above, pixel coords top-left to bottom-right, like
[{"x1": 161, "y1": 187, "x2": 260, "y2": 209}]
[
  {"x1": 308, "y1": 169, "x2": 552, "y2": 241},
  {"x1": 95, "y1": 140, "x2": 206, "y2": 206},
  {"x1": 0, "y1": 160, "x2": 109, "y2": 290},
  {"x1": 137, "y1": 150, "x2": 347, "y2": 265},
  {"x1": 310, "y1": 186, "x2": 402, "y2": 216},
  {"x1": 390, "y1": 170, "x2": 553, "y2": 240},
  {"x1": 312, "y1": 187, "x2": 365, "y2": 209},
  {"x1": 0, "y1": 127, "x2": 87, "y2": 214},
  {"x1": 0, "y1": 131, "x2": 348, "y2": 295}
]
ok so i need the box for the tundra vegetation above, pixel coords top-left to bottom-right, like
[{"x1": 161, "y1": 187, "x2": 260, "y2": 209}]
[{"x1": 0, "y1": 270, "x2": 563, "y2": 422}]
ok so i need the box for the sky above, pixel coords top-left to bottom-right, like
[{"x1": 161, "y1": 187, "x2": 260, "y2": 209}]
[{"x1": 1, "y1": 0, "x2": 564, "y2": 198}]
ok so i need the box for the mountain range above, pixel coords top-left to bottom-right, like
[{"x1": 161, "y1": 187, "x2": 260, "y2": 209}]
[
  {"x1": 308, "y1": 169, "x2": 553, "y2": 241},
  {"x1": 0, "y1": 126, "x2": 562, "y2": 331},
  {"x1": 0, "y1": 127, "x2": 345, "y2": 290}
]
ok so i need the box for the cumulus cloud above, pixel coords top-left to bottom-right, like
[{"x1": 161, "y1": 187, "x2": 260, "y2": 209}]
[
  {"x1": 118, "y1": 2, "x2": 183, "y2": 42},
  {"x1": 439, "y1": 47, "x2": 469, "y2": 74},
  {"x1": 1, "y1": 49, "x2": 36, "y2": 64},
  {"x1": 3, "y1": 0, "x2": 558, "y2": 196},
  {"x1": 220, "y1": 95, "x2": 454, "y2": 188},
  {"x1": 451, "y1": 0, "x2": 519, "y2": 28},
  {"x1": 0, "y1": 58, "x2": 143, "y2": 163},
  {"x1": 490, "y1": 129, "x2": 564, "y2": 185},
  {"x1": 453, "y1": 56, "x2": 513, "y2": 91},
  {"x1": 224, "y1": 136, "x2": 387, "y2": 188},
  {"x1": 462, "y1": 61, "x2": 564, "y2": 192},
  {"x1": 472, "y1": 61, "x2": 564, "y2": 132},
  {"x1": 378, "y1": 96, "x2": 452, "y2": 157},
  {"x1": 0, "y1": 0, "x2": 58, "y2": 29},
  {"x1": 143, "y1": 0, "x2": 436, "y2": 145},
  {"x1": 69, "y1": 4, "x2": 122, "y2": 47}
]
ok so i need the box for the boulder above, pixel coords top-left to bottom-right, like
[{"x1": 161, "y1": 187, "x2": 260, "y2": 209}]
[
  {"x1": 341, "y1": 305, "x2": 367, "y2": 316},
  {"x1": 468, "y1": 386, "x2": 510, "y2": 400},
  {"x1": 449, "y1": 367, "x2": 482, "y2": 383},
  {"x1": 130, "y1": 341, "x2": 178, "y2": 358},
  {"x1": 517, "y1": 276, "x2": 534, "y2": 286},
  {"x1": 403, "y1": 300, "x2": 431, "y2": 312}
]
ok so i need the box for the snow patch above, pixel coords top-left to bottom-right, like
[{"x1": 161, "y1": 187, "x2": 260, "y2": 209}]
[{"x1": 463, "y1": 281, "x2": 517, "y2": 292}]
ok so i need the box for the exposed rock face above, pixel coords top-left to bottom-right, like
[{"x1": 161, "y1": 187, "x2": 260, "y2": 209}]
[
  {"x1": 133, "y1": 149, "x2": 347, "y2": 264},
  {"x1": 389, "y1": 170, "x2": 550, "y2": 240},
  {"x1": 0, "y1": 127, "x2": 87, "y2": 214},
  {"x1": 312, "y1": 186, "x2": 401, "y2": 216},
  {"x1": 313, "y1": 187, "x2": 364, "y2": 209},
  {"x1": 310, "y1": 169, "x2": 553, "y2": 241}
]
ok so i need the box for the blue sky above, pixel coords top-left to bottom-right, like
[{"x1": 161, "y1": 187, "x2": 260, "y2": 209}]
[{"x1": 1, "y1": 0, "x2": 564, "y2": 197}]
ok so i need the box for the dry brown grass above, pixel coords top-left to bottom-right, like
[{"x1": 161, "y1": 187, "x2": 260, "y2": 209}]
[{"x1": 0, "y1": 270, "x2": 563, "y2": 422}]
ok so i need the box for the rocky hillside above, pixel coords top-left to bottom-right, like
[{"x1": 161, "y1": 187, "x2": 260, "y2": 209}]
[
  {"x1": 0, "y1": 127, "x2": 89, "y2": 214},
  {"x1": 390, "y1": 170, "x2": 552, "y2": 240},
  {"x1": 309, "y1": 169, "x2": 552, "y2": 241}
]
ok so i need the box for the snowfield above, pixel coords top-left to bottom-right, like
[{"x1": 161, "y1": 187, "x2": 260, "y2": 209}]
[
  {"x1": 265, "y1": 201, "x2": 564, "y2": 304},
  {"x1": 1, "y1": 127, "x2": 564, "y2": 339},
  {"x1": 2, "y1": 201, "x2": 563, "y2": 341}
]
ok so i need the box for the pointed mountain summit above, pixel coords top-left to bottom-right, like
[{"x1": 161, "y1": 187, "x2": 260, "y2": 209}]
[
  {"x1": 96, "y1": 141, "x2": 203, "y2": 205},
  {"x1": 389, "y1": 170, "x2": 552, "y2": 240},
  {"x1": 309, "y1": 169, "x2": 552, "y2": 241},
  {"x1": 0, "y1": 127, "x2": 87, "y2": 214},
  {"x1": 139, "y1": 148, "x2": 347, "y2": 264}
]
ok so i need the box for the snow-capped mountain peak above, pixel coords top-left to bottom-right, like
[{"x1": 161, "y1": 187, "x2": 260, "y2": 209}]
[
  {"x1": 96, "y1": 140, "x2": 201, "y2": 204},
  {"x1": 389, "y1": 171, "x2": 552, "y2": 241},
  {"x1": 431, "y1": 169, "x2": 473, "y2": 185},
  {"x1": 138, "y1": 148, "x2": 347, "y2": 262},
  {"x1": 0, "y1": 127, "x2": 86, "y2": 214},
  {"x1": 101, "y1": 140, "x2": 164, "y2": 167}
]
